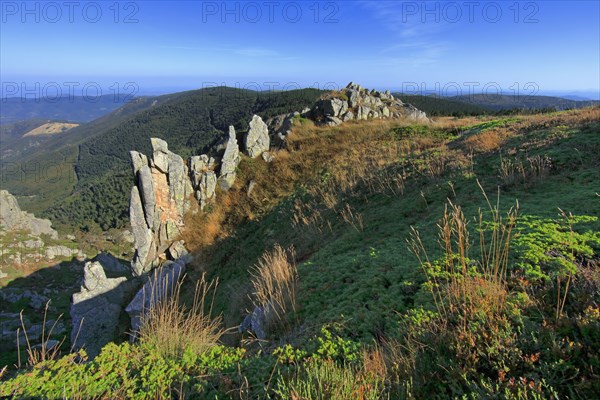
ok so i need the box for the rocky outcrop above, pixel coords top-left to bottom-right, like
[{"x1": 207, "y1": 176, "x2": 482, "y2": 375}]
[
  {"x1": 190, "y1": 155, "x2": 217, "y2": 210},
  {"x1": 45, "y1": 245, "x2": 84, "y2": 260},
  {"x1": 125, "y1": 259, "x2": 186, "y2": 335},
  {"x1": 218, "y1": 126, "x2": 241, "y2": 190},
  {"x1": 129, "y1": 139, "x2": 194, "y2": 276},
  {"x1": 0, "y1": 190, "x2": 58, "y2": 239},
  {"x1": 266, "y1": 111, "x2": 306, "y2": 142},
  {"x1": 245, "y1": 115, "x2": 270, "y2": 158},
  {"x1": 70, "y1": 261, "x2": 134, "y2": 358},
  {"x1": 310, "y1": 82, "x2": 428, "y2": 126}
]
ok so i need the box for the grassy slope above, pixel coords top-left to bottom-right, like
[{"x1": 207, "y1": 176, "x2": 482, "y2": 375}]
[
  {"x1": 189, "y1": 109, "x2": 599, "y2": 343},
  {"x1": 2, "y1": 108, "x2": 599, "y2": 398}
]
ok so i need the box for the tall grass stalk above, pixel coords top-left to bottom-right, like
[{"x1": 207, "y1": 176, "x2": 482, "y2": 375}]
[
  {"x1": 249, "y1": 245, "x2": 298, "y2": 326},
  {"x1": 17, "y1": 301, "x2": 64, "y2": 367},
  {"x1": 138, "y1": 274, "x2": 224, "y2": 359},
  {"x1": 408, "y1": 183, "x2": 518, "y2": 323}
]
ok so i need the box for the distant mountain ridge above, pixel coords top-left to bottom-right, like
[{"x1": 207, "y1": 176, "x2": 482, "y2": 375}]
[
  {"x1": 0, "y1": 95, "x2": 134, "y2": 124},
  {"x1": 393, "y1": 93, "x2": 599, "y2": 115},
  {"x1": 451, "y1": 94, "x2": 599, "y2": 111}
]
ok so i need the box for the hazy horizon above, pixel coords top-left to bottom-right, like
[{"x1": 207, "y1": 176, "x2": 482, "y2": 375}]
[{"x1": 2, "y1": 1, "x2": 599, "y2": 100}]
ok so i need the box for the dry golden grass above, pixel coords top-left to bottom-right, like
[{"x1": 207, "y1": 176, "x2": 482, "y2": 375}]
[
  {"x1": 408, "y1": 184, "x2": 518, "y2": 324},
  {"x1": 464, "y1": 130, "x2": 503, "y2": 152},
  {"x1": 138, "y1": 274, "x2": 224, "y2": 359},
  {"x1": 249, "y1": 245, "x2": 298, "y2": 326},
  {"x1": 182, "y1": 108, "x2": 598, "y2": 260},
  {"x1": 182, "y1": 118, "x2": 436, "y2": 251},
  {"x1": 22, "y1": 122, "x2": 78, "y2": 137}
]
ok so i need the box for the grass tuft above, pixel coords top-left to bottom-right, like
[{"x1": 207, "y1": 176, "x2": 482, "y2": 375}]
[{"x1": 138, "y1": 274, "x2": 224, "y2": 359}]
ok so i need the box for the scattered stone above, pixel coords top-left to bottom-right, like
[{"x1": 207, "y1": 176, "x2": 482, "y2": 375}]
[
  {"x1": 167, "y1": 240, "x2": 193, "y2": 264},
  {"x1": 247, "y1": 180, "x2": 257, "y2": 197},
  {"x1": 239, "y1": 302, "x2": 276, "y2": 340},
  {"x1": 261, "y1": 151, "x2": 274, "y2": 163},
  {"x1": 326, "y1": 116, "x2": 343, "y2": 126},
  {"x1": 24, "y1": 238, "x2": 44, "y2": 249}
]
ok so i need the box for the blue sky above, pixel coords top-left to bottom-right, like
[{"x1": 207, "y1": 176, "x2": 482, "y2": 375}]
[{"x1": 1, "y1": 1, "x2": 599, "y2": 98}]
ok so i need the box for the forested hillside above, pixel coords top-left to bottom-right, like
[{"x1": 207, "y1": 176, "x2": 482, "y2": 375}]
[{"x1": 40, "y1": 87, "x2": 323, "y2": 230}]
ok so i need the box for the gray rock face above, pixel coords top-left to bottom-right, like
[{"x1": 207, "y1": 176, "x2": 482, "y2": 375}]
[
  {"x1": 93, "y1": 252, "x2": 129, "y2": 273},
  {"x1": 245, "y1": 115, "x2": 270, "y2": 158},
  {"x1": 190, "y1": 155, "x2": 216, "y2": 187},
  {"x1": 198, "y1": 171, "x2": 217, "y2": 210},
  {"x1": 137, "y1": 165, "x2": 155, "y2": 228},
  {"x1": 266, "y1": 112, "x2": 298, "y2": 141},
  {"x1": 190, "y1": 155, "x2": 217, "y2": 210},
  {"x1": 0, "y1": 190, "x2": 58, "y2": 239},
  {"x1": 129, "y1": 138, "x2": 196, "y2": 276},
  {"x1": 70, "y1": 261, "x2": 130, "y2": 358},
  {"x1": 218, "y1": 126, "x2": 241, "y2": 190},
  {"x1": 130, "y1": 186, "x2": 155, "y2": 276},
  {"x1": 320, "y1": 98, "x2": 348, "y2": 117},
  {"x1": 151, "y1": 138, "x2": 170, "y2": 173},
  {"x1": 130, "y1": 151, "x2": 148, "y2": 176},
  {"x1": 125, "y1": 260, "x2": 186, "y2": 335},
  {"x1": 167, "y1": 152, "x2": 194, "y2": 218}
]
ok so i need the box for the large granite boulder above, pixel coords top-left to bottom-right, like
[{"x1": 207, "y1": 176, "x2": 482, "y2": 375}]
[
  {"x1": 218, "y1": 126, "x2": 241, "y2": 190},
  {"x1": 245, "y1": 115, "x2": 270, "y2": 158},
  {"x1": 70, "y1": 261, "x2": 131, "y2": 358}
]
